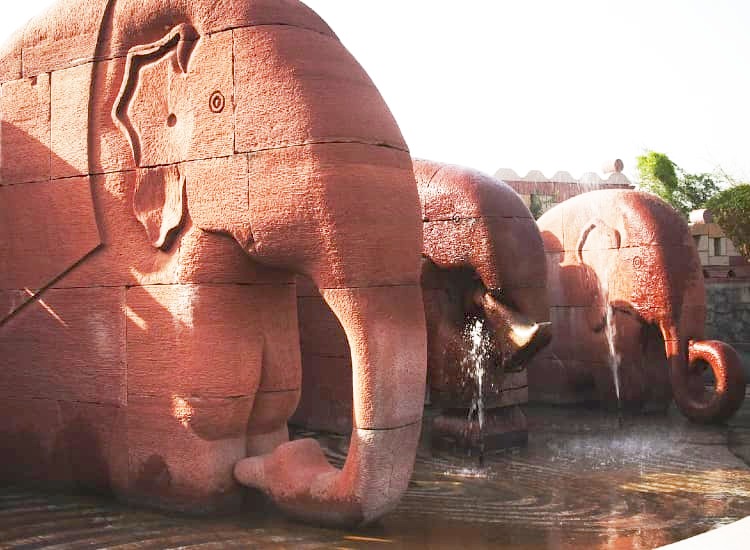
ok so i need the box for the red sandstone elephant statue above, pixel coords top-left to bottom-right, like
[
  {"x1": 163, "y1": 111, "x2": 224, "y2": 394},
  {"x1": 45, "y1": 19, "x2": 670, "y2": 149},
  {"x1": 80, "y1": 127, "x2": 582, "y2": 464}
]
[
  {"x1": 528, "y1": 189, "x2": 745, "y2": 423},
  {"x1": 295, "y1": 161, "x2": 550, "y2": 449},
  {"x1": 0, "y1": 0, "x2": 426, "y2": 526}
]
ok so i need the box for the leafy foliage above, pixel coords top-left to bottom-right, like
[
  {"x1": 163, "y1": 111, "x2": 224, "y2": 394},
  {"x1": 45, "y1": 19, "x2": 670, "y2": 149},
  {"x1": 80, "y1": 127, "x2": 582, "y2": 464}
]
[
  {"x1": 529, "y1": 194, "x2": 555, "y2": 219},
  {"x1": 706, "y1": 184, "x2": 750, "y2": 259},
  {"x1": 636, "y1": 151, "x2": 719, "y2": 215},
  {"x1": 529, "y1": 194, "x2": 544, "y2": 219}
]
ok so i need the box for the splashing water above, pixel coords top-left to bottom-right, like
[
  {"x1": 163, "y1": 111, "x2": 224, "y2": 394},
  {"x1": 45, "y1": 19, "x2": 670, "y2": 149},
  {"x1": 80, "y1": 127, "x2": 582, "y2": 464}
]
[{"x1": 463, "y1": 318, "x2": 494, "y2": 455}]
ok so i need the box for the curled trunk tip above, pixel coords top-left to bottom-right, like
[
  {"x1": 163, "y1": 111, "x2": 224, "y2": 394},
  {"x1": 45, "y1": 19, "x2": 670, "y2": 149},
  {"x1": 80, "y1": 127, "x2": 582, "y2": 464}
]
[{"x1": 667, "y1": 336, "x2": 746, "y2": 423}]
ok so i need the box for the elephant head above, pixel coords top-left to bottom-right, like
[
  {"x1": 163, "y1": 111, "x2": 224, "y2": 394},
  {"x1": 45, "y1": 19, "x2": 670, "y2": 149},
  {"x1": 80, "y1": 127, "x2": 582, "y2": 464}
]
[
  {"x1": 292, "y1": 161, "x2": 549, "y2": 451},
  {"x1": 85, "y1": 0, "x2": 426, "y2": 525},
  {"x1": 415, "y1": 160, "x2": 551, "y2": 408},
  {"x1": 537, "y1": 190, "x2": 745, "y2": 422}
]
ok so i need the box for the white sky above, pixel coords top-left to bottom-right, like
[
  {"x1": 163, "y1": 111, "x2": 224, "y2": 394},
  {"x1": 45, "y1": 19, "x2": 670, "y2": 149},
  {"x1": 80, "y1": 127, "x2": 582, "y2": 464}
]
[{"x1": 3, "y1": 0, "x2": 749, "y2": 183}]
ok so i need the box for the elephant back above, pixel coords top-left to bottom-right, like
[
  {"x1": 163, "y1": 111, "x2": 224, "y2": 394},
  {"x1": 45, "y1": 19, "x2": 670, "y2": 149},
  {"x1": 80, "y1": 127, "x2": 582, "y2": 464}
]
[
  {"x1": 1, "y1": 0, "x2": 414, "y2": 311},
  {"x1": 415, "y1": 159, "x2": 545, "y2": 295}
]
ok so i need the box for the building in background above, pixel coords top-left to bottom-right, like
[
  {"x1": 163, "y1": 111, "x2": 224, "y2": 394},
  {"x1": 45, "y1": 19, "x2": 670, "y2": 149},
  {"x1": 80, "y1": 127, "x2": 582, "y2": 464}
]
[
  {"x1": 689, "y1": 209, "x2": 749, "y2": 280},
  {"x1": 495, "y1": 159, "x2": 633, "y2": 218},
  {"x1": 690, "y1": 209, "x2": 750, "y2": 376}
]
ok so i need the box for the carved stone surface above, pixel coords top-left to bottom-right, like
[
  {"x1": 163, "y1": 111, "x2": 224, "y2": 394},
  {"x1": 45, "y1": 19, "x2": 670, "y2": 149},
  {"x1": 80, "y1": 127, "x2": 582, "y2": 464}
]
[
  {"x1": 294, "y1": 161, "x2": 550, "y2": 451},
  {"x1": 528, "y1": 189, "x2": 746, "y2": 423},
  {"x1": 0, "y1": 0, "x2": 426, "y2": 526}
]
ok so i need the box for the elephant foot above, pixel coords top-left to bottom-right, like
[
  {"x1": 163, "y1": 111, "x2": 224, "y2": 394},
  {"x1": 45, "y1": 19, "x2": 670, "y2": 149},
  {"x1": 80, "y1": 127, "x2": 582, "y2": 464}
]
[
  {"x1": 431, "y1": 406, "x2": 527, "y2": 453},
  {"x1": 234, "y1": 424, "x2": 421, "y2": 526}
]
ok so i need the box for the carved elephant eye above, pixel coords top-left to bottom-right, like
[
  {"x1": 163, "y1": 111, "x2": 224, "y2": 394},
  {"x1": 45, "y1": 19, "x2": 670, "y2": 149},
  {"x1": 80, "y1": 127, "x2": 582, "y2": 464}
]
[{"x1": 209, "y1": 91, "x2": 225, "y2": 113}]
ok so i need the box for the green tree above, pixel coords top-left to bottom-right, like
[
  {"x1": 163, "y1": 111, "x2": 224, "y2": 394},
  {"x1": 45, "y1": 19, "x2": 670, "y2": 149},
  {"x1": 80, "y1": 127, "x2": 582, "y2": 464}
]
[
  {"x1": 706, "y1": 184, "x2": 750, "y2": 259},
  {"x1": 636, "y1": 151, "x2": 719, "y2": 215}
]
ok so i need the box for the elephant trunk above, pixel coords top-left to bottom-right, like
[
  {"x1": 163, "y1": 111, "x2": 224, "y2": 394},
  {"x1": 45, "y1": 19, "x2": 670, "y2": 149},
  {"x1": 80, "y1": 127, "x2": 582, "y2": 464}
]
[
  {"x1": 660, "y1": 322, "x2": 746, "y2": 423},
  {"x1": 474, "y1": 289, "x2": 551, "y2": 364},
  {"x1": 235, "y1": 285, "x2": 426, "y2": 525}
]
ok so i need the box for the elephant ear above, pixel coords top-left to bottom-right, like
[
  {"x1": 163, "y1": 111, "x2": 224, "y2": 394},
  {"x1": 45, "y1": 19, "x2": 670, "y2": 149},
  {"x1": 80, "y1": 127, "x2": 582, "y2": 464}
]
[
  {"x1": 133, "y1": 165, "x2": 186, "y2": 250},
  {"x1": 112, "y1": 23, "x2": 198, "y2": 166},
  {"x1": 576, "y1": 218, "x2": 621, "y2": 262},
  {"x1": 112, "y1": 24, "x2": 197, "y2": 250}
]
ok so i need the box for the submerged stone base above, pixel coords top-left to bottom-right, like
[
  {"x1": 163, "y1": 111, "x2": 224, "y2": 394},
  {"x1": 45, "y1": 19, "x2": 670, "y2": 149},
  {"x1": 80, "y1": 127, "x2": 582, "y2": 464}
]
[{"x1": 430, "y1": 405, "x2": 527, "y2": 453}]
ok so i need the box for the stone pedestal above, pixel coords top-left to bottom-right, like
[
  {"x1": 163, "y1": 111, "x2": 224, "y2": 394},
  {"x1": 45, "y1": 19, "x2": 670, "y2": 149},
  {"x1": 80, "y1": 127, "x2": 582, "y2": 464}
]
[{"x1": 431, "y1": 405, "x2": 528, "y2": 453}]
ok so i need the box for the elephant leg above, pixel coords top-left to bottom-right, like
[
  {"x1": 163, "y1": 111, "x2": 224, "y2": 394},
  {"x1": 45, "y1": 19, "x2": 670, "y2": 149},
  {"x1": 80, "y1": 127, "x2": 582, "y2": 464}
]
[
  {"x1": 245, "y1": 284, "x2": 302, "y2": 457},
  {"x1": 122, "y1": 284, "x2": 264, "y2": 513}
]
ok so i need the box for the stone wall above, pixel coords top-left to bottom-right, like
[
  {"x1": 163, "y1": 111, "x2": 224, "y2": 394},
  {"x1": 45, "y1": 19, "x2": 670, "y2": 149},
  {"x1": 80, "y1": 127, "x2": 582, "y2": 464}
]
[
  {"x1": 705, "y1": 281, "x2": 750, "y2": 379},
  {"x1": 494, "y1": 168, "x2": 633, "y2": 218}
]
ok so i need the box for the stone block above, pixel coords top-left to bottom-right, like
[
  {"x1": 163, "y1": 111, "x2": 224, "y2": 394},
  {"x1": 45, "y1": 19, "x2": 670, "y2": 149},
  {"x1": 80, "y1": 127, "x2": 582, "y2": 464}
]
[
  {"x1": 0, "y1": 398, "x2": 70, "y2": 486},
  {"x1": 126, "y1": 282, "x2": 299, "y2": 398},
  {"x1": 546, "y1": 251, "x2": 610, "y2": 307},
  {"x1": 234, "y1": 26, "x2": 406, "y2": 154},
  {"x1": 0, "y1": 27, "x2": 23, "y2": 83},
  {"x1": 88, "y1": 58, "x2": 137, "y2": 174},
  {"x1": 183, "y1": 155, "x2": 250, "y2": 241},
  {"x1": 121, "y1": 394, "x2": 248, "y2": 514},
  {"x1": 51, "y1": 63, "x2": 91, "y2": 179},
  {"x1": 483, "y1": 217, "x2": 547, "y2": 289},
  {"x1": 416, "y1": 160, "x2": 531, "y2": 222},
  {"x1": 547, "y1": 305, "x2": 609, "y2": 361},
  {"x1": 21, "y1": 0, "x2": 106, "y2": 77},
  {"x1": 0, "y1": 286, "x2": 127, "y2": 405},
  {"x1": 321, "y1": 285, "x2": 426, "y2": 430},
  {"x1": 126, "y1": 284, "x2": 262, "y2": 399},
  {"x1": 58, "y1": 401, "x2": 127, "y2": 492},
  {"x1": 120, "y1": 31, "x2": 234, "y2": 168},
  {"x1": 0, "y1": 176, "x2": 101, "y2": 295},
  {"x1": 423, "y1": 217, "x2": 546, "y2": 290},
  {"x1": 0, "y1": 73, "x2": 51, "y2": 185},
  {"x1": 200, "y1": 0, "x2": 336, "y2": 37},
  {"x1": 245, "y1": 142, "x2": 421, "y2": 288},
  {"x1": 104, "y1": 0, "x2": 335, "y2": 61},
  {"x1": 699, "y1": 251, "x2": 709, "y2": 265},
  {"x1": 57, "y1": 171, "x2": 179, "y2": 289},
  {"x1": 176, "y1": 225, "x2": 295, "y2": 286}
]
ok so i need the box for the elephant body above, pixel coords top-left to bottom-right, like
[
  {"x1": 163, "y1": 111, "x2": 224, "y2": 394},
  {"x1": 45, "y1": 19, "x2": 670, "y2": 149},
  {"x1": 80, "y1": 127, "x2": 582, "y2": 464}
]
[
  {"x1": 528, "y1": 189, "x2": 745, "y2": 422},
  {"x1": 295, "y1": 161, "x2": 550, "y2": 449},
  {"x1": 0, "y1": 0, "x2": 426, "y2": 525}
]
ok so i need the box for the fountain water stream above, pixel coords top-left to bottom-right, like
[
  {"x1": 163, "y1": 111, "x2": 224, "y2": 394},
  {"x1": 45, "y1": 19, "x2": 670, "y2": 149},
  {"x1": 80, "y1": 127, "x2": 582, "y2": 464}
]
[
  {"x1": 604, "y1": 303, "x2": 621, "y2": 402},
  {"x1": 594, "y1": 263, "x2": 625, "y2": 429},
  {"x1": 463, "y1": 317, "x2": 493, "y2": 461}
]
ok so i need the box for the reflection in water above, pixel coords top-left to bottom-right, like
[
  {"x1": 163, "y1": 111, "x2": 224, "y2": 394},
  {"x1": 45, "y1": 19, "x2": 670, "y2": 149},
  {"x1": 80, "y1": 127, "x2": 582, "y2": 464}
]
[
  {"x1": 440, "y1": 466, "x2": 491, "y2": 479},
  {"x1": 621, "y1": 470, "x2": 750, "y2": 497},
  {"x1": 0, "y1": 400, "x2": 749, "y2": 548}
]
